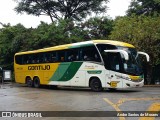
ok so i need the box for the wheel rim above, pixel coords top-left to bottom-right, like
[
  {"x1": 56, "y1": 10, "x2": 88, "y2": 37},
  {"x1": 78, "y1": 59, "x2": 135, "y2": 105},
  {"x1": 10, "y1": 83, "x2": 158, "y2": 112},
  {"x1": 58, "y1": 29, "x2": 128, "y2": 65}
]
[
  {"x1": 27, "y1": 78, "x2": 32, "y2": 87},
  {"x1": 94, "y1": 81, "x2": 100, "y2": 89},
  {"x1": 34, "y1": 77, "x2": 40, "y2": 88},
  {"x1": 91, "y1": 79, "x2": 102, "y2": 91}
]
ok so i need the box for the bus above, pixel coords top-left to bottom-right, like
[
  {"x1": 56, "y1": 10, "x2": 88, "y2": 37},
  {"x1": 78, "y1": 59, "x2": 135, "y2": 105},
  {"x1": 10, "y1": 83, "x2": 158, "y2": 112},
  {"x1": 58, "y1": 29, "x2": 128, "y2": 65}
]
[{"x1": 14, "y1": 40, "x2": 149, "y2": 91}]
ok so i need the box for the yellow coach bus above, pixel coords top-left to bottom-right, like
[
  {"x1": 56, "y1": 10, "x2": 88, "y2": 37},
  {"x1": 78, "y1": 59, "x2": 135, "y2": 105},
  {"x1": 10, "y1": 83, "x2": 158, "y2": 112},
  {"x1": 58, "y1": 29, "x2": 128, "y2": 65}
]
[{"x1": 14, "y1": 40, "x2": 149, "y2": 91}]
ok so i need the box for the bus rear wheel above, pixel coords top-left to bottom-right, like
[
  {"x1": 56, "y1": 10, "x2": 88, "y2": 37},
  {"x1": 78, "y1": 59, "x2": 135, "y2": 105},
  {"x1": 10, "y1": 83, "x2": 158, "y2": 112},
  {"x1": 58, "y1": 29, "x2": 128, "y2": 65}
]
[
  {"x1": 26, "y1": 77, "x2": 33, "y2": 87},
  {"x1": 90, "y1": 78, "x2": 103, "y2": 92},
  {"x1": 33, "y1": 77, "x2": 41, "y2": 88}
]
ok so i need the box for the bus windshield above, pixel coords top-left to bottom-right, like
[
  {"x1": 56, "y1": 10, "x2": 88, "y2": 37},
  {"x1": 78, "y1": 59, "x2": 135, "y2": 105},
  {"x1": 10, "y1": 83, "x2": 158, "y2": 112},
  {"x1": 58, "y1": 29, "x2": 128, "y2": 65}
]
[
  {"x1": 97, "y1": 44, "x2": 143, "y2": 76},
  {"x1": 118, "y1": 47, "x2": 143, "y2": 75}
]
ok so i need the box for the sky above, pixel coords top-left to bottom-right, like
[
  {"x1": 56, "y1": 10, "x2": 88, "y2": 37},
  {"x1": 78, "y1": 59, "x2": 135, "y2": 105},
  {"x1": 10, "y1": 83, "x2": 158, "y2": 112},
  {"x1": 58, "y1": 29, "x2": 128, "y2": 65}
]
[{"x1": 0, "y1": 0, "x2": 131, "y2": 28}]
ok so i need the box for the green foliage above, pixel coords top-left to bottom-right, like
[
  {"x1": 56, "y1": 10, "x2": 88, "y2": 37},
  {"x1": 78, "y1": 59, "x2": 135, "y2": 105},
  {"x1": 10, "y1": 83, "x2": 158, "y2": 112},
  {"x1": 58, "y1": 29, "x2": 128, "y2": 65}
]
[
  {"x1": 14, "y1": 0, "x2": 108, "y2": 22},
  {"x1": 84, "y1": 17, "x2": 114, "y2": 39},
  {"x1": 0, "y1": 24, "x2": 28, "y2": 69},
  {"x1": 127, "y1": 0, "x2": 160, "y2": 16},
  {"x1": 109, "y1": 15, "x2": 160, "y2": 66}
]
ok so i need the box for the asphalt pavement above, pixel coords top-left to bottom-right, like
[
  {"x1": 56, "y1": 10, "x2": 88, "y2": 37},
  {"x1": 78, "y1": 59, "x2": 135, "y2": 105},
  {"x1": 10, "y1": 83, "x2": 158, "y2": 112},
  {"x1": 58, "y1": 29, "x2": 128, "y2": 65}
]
[{"x1": 0, "y1": 83, "x2": 159, "y2": 120}]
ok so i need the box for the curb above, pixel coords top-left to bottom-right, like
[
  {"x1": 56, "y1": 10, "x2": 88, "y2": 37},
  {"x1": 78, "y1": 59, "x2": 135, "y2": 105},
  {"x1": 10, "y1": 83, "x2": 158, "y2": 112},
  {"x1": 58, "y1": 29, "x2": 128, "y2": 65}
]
[{"x1": 143, "y1": 85, "x2": 160, "y2": 87}]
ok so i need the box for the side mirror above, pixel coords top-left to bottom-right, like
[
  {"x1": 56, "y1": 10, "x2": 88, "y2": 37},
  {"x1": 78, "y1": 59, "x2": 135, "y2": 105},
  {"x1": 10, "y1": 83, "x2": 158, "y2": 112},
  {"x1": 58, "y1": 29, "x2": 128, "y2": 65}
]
[
  {"x1": 137, "y1": 52, "x2": 150, "y2": 62},
  {"x1": 104, "y1": 50, "x2": 129, "y2": 61},
  {"x1": 0, "y1": 67, "x2": 2, "y2": 71}
]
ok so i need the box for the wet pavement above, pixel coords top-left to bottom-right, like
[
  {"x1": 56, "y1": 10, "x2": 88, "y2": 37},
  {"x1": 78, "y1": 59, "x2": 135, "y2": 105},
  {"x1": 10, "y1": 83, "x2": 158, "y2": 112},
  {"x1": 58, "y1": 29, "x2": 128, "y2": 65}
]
[{"x1": 0, "y1": 83, "x2": 160, "y2": 120}]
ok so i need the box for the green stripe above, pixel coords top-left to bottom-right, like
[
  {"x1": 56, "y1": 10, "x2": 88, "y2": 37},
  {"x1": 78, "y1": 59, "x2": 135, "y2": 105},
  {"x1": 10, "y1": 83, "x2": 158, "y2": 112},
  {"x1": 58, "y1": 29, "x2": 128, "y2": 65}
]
[
  {"x1": 87, "y1": 70, "x2": 102, "y2": 74},
  {"x1": 50, "y1": 62, "x2": 83, "y2": 81}
]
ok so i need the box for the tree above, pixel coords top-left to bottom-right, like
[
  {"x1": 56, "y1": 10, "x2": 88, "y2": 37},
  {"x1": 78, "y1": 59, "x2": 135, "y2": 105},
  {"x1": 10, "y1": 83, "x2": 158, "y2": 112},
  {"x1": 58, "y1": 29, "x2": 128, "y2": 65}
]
[
  {"x1": 84, "y1": 17, "x2": 113, "y2": 39},
  {"x1": 0, "y1": 24, "x2": 29, "y2": 69},
  {"x1": 27, "y1": 20, "x2": 90, "y2": 50},
  {"x1": 127, "y1": 0, "x2": 160, "y2": 16},
  {"x1": 14, "y1": 0, "x2": 108, "y2": 22},
  {"x1": 110, "y1": 15, "x2": 160, "y2": 66},
  {"x1": 29, "y1": 20, "x2": 71, "y2": 49}
]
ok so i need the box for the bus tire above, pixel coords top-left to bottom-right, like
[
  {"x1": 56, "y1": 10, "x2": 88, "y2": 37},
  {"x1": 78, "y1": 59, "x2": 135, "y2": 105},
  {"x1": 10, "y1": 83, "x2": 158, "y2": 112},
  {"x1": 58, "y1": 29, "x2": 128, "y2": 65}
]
[
  {"x1": 26, "y1": 77, "x2": 33, "y2": 87},
  {"x1": 33, "y1": 77, "x2": 41, "y2": 88},
  {"x1": 90, "y1": 78, "x2": 103, "y2": 92}
]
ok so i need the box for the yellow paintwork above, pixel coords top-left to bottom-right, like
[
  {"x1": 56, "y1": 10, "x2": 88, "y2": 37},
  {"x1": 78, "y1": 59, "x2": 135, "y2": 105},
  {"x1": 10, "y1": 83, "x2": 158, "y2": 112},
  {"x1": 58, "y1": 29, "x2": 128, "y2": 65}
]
[
  {"x1": 110, "y1": 81, "x2": 119, "y2": 88},
  {"x1": 14, "y1": 63, "x2": 60, "y2": 84},
  {"x1": 129, "y1": 75, "x2": 142, "y2": 81}
]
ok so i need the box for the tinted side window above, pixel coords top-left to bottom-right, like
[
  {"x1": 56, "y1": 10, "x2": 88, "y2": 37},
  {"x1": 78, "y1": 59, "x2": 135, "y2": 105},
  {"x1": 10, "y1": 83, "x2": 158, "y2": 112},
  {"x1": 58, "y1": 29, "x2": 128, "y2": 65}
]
[
  {"x1": 96, "y1": 44, "x2": 116, "y2": 62},
  {"x1": 15, "y1": 51, "x2": 58, "y2": 64},
  {"x1": 39, "y1": 51, "x2": 57, "y2": 63},
  {"x1": 57, "y1": 51, "x2": 66, "y2": 62},
  {"x1": 15, "y1": 55, "x2": 22, "y2": 64},
  {"x1": 81, "y1": 46, "x2": 101, "y2": 62},
  {"x1": 97, "y1": 44, "x2": 116, "y2": 54},
  {"x1": 15, "y1": 54, "x2": 32, "y2": 64},
  {"x1": 50, "y1": 52, "x2": 57, "y2": 62},
  {"x1": 66, "y1": 49, "x2": 79, "y2": 62},
  {"x1": 15, "y1": 46, "x2": 103, "y2": 64},
  {"x1": 37, "y1": 53, "x2": 44, "y2": 63}
]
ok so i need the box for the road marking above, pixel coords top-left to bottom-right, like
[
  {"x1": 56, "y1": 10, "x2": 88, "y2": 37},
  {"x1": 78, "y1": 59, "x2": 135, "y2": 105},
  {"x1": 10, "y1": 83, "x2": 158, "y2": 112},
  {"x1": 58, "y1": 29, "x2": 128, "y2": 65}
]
[
  {"x1": 117, "y1": 98, "x2": 160, "y2": 107},
  {"x1": 103, "y1": 98, "x2": 125, "y2": 120},
  {"x1": 139, "y1": 102, "x2": 160, "y2": 120},
  {"x1": 103, "y1": 98, "x2": 160, "y2": 120}
]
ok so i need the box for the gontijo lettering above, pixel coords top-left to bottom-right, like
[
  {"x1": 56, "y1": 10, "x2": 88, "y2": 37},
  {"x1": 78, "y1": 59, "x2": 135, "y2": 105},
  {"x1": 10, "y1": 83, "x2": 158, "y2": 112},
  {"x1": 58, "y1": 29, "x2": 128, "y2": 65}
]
[{"x1": 28, "y1": 65, "x2": 50, "y2": 70}]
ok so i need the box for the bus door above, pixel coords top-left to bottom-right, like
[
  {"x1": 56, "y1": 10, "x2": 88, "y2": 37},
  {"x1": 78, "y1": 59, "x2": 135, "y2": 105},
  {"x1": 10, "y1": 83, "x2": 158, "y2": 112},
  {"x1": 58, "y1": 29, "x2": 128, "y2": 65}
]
[{"x1": 105, "y1": 52, "x2": 123, "y2": 88}]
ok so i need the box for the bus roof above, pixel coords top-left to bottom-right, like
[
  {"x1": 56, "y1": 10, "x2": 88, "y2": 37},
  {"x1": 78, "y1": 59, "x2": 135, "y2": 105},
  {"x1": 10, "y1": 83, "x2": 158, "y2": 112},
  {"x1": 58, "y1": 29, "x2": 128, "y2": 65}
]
[
  {"x1": 15, "y1": 40, "x2": 135, "y2": 55},
  {"x1": 93, "y1": 40, "x2": 134, "y2": 48}
]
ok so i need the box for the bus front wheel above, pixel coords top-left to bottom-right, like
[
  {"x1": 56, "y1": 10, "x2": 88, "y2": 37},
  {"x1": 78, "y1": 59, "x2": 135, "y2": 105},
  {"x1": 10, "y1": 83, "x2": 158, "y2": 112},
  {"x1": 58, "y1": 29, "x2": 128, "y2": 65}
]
[
  {"x1": 33, "y1": 77, "x2": 41, "y2": 88},
  {"x1": 90, "y1": 78, "x2": 103, "y2": 92}
]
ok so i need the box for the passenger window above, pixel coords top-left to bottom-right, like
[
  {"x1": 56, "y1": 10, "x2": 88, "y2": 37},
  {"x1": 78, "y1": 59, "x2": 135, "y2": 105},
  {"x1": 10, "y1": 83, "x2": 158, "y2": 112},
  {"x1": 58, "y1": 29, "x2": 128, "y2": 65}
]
[
  {"x1": 81, "y1": 46, "x2": 101, "y2": 62},
  {"x1": 15, "y1": 55, "x2": 22, "y2": 64},
  {"x1": 32, "y1": 54, "x2": 39, "y2": 63},
  {"x1": 57, "y1": 51, "x2": 66, "y2": 62},
  {"x1": 67, "y1": 49, "x2": 79, "y2": 62},
  {"x1": 22, "y1": 55, "x2": 28, "y2": 64},
  {"x1": 37, "y1": 53, "x2": 44, "y2": 63},
  {"x1": 35, "y1": 53, "x2": 41, "y2": 63},
  {"x1": 24, "y1": 54, "x2": 32, "y2": 64},
  {"x1": 15, "y1": 46, "x2": 102, "y2": 64},
  {"x1": 44, "y1": 52, "x2": 51, "y2": 63},
  {"x1": 50, "y1": 52, "x2": 57, "y2": 62}
]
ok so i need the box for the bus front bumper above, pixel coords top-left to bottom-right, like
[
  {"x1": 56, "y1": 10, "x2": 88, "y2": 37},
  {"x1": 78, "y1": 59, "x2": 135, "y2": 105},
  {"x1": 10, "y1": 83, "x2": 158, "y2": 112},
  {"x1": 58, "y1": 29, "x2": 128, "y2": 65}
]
[{"x1": 124, "y1": 80, "x2": 144, "y2": 88}]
